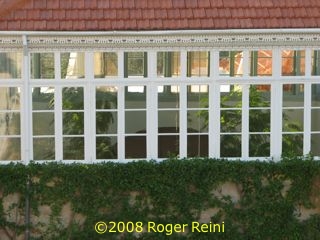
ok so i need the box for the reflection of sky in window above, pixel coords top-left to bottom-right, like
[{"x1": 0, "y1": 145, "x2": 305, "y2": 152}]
[{"x1": 127, "y1": 86, "x2": 144, "y2": 93}]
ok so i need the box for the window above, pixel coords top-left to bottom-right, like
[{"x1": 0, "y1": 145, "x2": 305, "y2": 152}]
[
  {"x1": 219, "y1": 51, "x2": 243, "y2": 77},
  {"x1": 31, "y1": 53, "x2": 54, "y2": 79},
  {"x1": 250, "y1": 50, "x2": 272, "y2": 76},
  {"x1": 220, "y1": 85, "x2": 242, "y2": 157},
  {"x1": 61, "y1": 52, "x2": 85, "y2": 79},
  {"x1": 158, "y1": 85, "x2": 179, "y2": 158},
  {"x1": 94, "y1": 52, "x2": 118, "y2": 78},
  {"x1": 62, "y1": 87, "x2": 85, "y2": 160},
  {"x1": 0, "y1": 87, "x2": 21, "y2": 160},
  {"x1": 157, "y1": 52, "x2": 180, "y2": 77},
  {"x1": 249, "y1": 85, "x2": 271, "y2": 157},
  {"x1": 282, "y1": 50, "x2": 305, "y2": 76},
  {"x1": 125, "y1": 86, "x2": 146, "y2": 158},
  {"x1": 312, "y1": 50, "x2": 320, "y2": 76},
  {"x1": 187, "y1": 51, "x2": 209, "y2": 77},
  {"x1": 96, "y1": 86, "x2": 118, "y2": 159},
  {"x1": 32, "y1": 87, "x2": 55, "y2": 160},
  {"x1": 187, "y1": 85, "x2": 208, "y2": 157},
  {"x1": 4, "y1": 45, "x2": 320, "y2": 162},
  {"x1": 282, "y1": 84, "x2": 304, "y2": 155},
  {"x1": 311, "y1": 84, "x2": 320, "y2": 156},
  {"x1": 124, "y1": 52, "x2": 147, "y2": 78},
  {"x1": 0, "y1": 52, "x2": 22, "y2": 79}
]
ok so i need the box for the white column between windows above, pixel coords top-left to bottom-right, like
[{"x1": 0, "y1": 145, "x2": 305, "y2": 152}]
[
  {"x1": 21, "y1": 35, "x2": 30, "y2": 164},
  {"x1": 180, "y1": 51, "x2": 187, "y2": 158},
  {"x1": 271, "y1": 48, "x2": 282, "y2": 160},
  {"x1": 242, "y1": 84, "x2": 249, "y2": 159},
  {"x1": 55, "y1": 52, "x2": 63, "y2": 161},
  {"x1": 304, "y1": 49, "x2": 312, "y2": 155},
  {"x1": 209, "y1": 50, "x2": 220, "y2": 158},
  {"x1": 118, "y1": 50, "x2": 125, "y2": 160},
  {"x1": 85, "y1": 52, "x2": 94, "y2": 163},
  {"x1": 304, "y1": 83, "x2": 311, "y2": 155},
  {"x1": 147, "y1": 51, "x2": 157, "y2": 159}
]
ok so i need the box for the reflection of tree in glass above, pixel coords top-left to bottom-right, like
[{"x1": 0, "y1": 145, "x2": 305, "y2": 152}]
[
  {"x1": 96, "y1": 89, "x2": 117, "y2": 159},
  {"x1": 199, "y1": 86, "x2": 303, "y2": 157}
]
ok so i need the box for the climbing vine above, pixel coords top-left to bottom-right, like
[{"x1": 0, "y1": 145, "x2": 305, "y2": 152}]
[{"x1": 0, "y1": 158, "x2": 319, "y2": 239}]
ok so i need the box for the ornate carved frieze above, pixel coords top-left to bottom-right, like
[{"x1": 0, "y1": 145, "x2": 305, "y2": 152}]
[{"x1": 0, "y1": 30, "x2": 320, "y2": 50}]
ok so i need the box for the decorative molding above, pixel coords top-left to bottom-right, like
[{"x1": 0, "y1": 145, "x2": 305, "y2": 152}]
[{"x1": 0, "y1": 31, "x2": 320, "y2": 50}]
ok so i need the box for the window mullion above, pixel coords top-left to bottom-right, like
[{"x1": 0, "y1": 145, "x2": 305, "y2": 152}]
[
  {"x1": 180, "y1": 51, "x2": 187, "y2": 158},
  {"x1": 209, "y1": 50, "x2": 220, "y2": 158},
  {"x1": 118, "y1": 85, "x2": 125, "y2": 160},
  {"x1": 305, "y1": 48, "x2": 312, "y2": 77},
  {"x1": 271, "y1": 48, "x2": 282, "y2": 160},
  {"x1": 304, "y1": 83, "x2": 311, "y2": 155},
  {"x1": 147, "y1": 51, "x2": 157, "y2": 159},
  {"x1": 85, "y1": 52, "x2": 93, "y2": 163},
  {"x1": 242, "y1": 84, "x2": 249, "y2": 159},
  {"x1": 55, "y1": 52, "x2": 63, "y2": 161},
  {"x1": 21, "y1": 36, "x2": 30, "y2": 164}
]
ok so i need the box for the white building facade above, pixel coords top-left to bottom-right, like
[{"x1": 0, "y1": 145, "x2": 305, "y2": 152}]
[{"x1": 0, "y1": 29, "x2": 320, "y2": 163}]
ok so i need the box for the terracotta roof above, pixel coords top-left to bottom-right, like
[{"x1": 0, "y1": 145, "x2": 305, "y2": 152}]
[{"x1": 0, "y1": 0, "x2": 319, "y2": 31}]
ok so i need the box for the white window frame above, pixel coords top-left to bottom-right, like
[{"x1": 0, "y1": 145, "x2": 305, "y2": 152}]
[{"x1": 0, "y1": 32, "x2": 320, "y2": 164}]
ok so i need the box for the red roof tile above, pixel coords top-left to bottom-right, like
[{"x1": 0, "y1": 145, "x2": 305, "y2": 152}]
[{"x1": 0, "y1": 0, "x2": 319, "y2": 31}]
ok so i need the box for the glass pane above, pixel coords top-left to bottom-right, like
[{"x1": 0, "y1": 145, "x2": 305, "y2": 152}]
[
  {"x1": 283, "y1": 109, "x2": 304, "y2": 132},
  {"x1": 96, "y1": 86, "x2": 117, "y2": 109},
  {"x1": 96, "y1": 136, "x2": 117, "y2": 159},
  {"x1": 187, "y1": 85, "x2": 208, "y2": 108},
  {"x1": 63, "y1": 112, "x2": 84, "y2": 135},
  {"x1": 61, "y1": 52, "x2": 85, "y2": 79},
  {"x1": 96, "y1": 112, "x2": 117, "y2": 134},
  {"x1": 221, "y1": 85, "x2": 242, "y2": 108},
  {"x1": 125, "y1": 111, "x2": 146, "y2": 134},
  {"x1": 282, "y1": 134, "x2": 303, "y2": 156},
  {"x1": 158, "y1": 135, "x2": 179, "y2": 158},
  {"x1": 63, "y1": 137, "x2": 84, "y2": 160},
  {"x1": 187, "y1": 135, "x2": 208, "y2": 157},
  {"x1": 0, "y1": 87, "x2": 20, "y2": 110},
  {"x1": 94, "y1": 52, "x2": 118, "y2": 77},
  {"x1": 158, "y1": 111, "x2": 179, "y2": 133},
  {"x1": 125, "y1": 136, "x2": 146, "y2": 158},
  {"x1": 62, "y1": 87, "x2": 84, "y2": 110},
  {"x1": 250, "y1": 50, "x2": 272, "y2": 76},
  {"x1": 312, "y1": 50, "x2": 320, "y2": 76},
  {"x1": 0, "y1": 52, "x2": 22, "y2": 78},
  {"x1": 312, "y1": 84, "x2": 320, "y2": 107},
  {"x1": 33, "y1": 138, "x2": 55, "y2": 160},
  {"x1": 32, "y1": 87, "x2": 54, "y2": 110},
  {"x1": 311, "y1": 109, "x2": 320, "y2": 131},
  {"x1": 221, "y1": 110, "x2": 241, "y2": 133},
  {"x1": 220, "y1": 135, "x2": 241, "y2": 157},
  {"x1": 249, "y1": 110, "x2": 270, "y2": 132},
  {"x1": 283, "y1": 84, "x2": 304, "y2": 107},
  {"x1": 249, "y1": 85, "x2": 271, "y2": 107},
  {"x1": 311, "y1": 134, "x2": 320, "y2": 156},
  {"x1": 0, "y1": 113, "x2": 20, "y2": 135},
  {"x1": 187, "y1": 51, "x2": 209, "y2": 77},
  {"x1": 125, "y1": 86, "x2": 146, "y2": 109},
  {"x1": 187, "y1": 110, "x2": 208, "y2": 133},
  {"x1": 158, "y1": 85, "x2": 179, "y2": 108},
  {"x1": 157, "y1": 52, "x2": 180, "y2": 77},
  {"x1": 219, "y1": 51, "x2": 243, "y2": 76},
  {"x1": 282, "y1": 50, "x2": 305, "y2": 76},
  {"x1": 31, "y1": 53, "x2": 54, "y2": 79},
  {"x1": 0, "y1": 137, "x2": 21, "y2": 160},
  {"x1": 126, "y1": 52, "x2": 145, "y2": 77},
  {"x1": 249, "y1": 134, "x2": 270, "y2": 157},
  {"x1": 33, "y1": 113, "x2": 54, "y2": 135}
]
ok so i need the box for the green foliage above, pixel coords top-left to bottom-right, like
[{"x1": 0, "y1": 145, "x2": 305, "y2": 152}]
[{"x1": 0, "y1": 159, "x2": 319, "y2": 239}]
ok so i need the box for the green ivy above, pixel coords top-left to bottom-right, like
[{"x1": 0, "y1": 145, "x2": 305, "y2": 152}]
[{"x1": 0, "y1": 158, "x2": 319, "y2": 239}]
